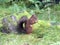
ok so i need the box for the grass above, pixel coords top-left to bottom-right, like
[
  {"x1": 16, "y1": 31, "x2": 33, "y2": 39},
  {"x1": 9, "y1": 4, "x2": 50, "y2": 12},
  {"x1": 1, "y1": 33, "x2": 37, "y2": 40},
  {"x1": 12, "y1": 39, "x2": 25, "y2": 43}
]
[
  {"x1": 0, "y1": 4, "x2": 60, "y2": 45},
  {"x1": 0, "y1": 20, "x2": 60, "y2": 45},
  {"x1": 0, "y1": 29, "x2": 60, "y2": 45}
]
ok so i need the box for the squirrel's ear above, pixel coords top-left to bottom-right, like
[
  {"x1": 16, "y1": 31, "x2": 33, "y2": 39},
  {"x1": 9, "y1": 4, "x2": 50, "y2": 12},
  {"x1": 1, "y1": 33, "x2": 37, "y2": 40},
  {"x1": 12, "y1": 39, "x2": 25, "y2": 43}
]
[
  {"x1": 30, "y1": 15, "x2": 35, "y2": 18},
  {"x1": 32, "y1": 15, "x2": 35, "y2": 16},
  {"x1": 32, "y1": 15, "x2": 37, "y2": 17}
]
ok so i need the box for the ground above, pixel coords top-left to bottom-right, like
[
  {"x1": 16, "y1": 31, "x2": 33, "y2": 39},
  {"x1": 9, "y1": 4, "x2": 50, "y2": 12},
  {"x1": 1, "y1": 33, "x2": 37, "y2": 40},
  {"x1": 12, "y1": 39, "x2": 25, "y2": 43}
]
[{"x1": 0, "y1": 4, "x2": 60, "y2": 45}]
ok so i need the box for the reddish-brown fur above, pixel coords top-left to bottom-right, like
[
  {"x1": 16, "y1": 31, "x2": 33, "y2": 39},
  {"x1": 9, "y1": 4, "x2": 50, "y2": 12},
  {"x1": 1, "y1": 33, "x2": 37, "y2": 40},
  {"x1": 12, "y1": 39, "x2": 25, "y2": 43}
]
[
  {"x1": 25, "y1": 15, "x2": 38, "y2": 34},
  {"x1": 17, "y1": 15, "x2": 38, "y2": 34}
]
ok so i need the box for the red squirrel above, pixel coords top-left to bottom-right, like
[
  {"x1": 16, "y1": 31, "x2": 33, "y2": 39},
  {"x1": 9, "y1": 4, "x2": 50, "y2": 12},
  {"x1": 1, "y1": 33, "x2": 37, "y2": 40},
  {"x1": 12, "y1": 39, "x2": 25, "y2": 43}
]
[
  {"x1": 25, "y1": 15, "x2": 38, "y2": 34},
  {"x1": 17, "y1": 15, "x2": 38, "y2": 34}
]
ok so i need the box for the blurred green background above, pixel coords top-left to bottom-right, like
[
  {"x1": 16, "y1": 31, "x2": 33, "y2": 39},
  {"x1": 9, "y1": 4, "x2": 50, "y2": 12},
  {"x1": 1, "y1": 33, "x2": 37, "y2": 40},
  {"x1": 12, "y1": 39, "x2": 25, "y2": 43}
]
[{"x1": 0, "y1": 0, "x2": 60, "y2": 45}]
